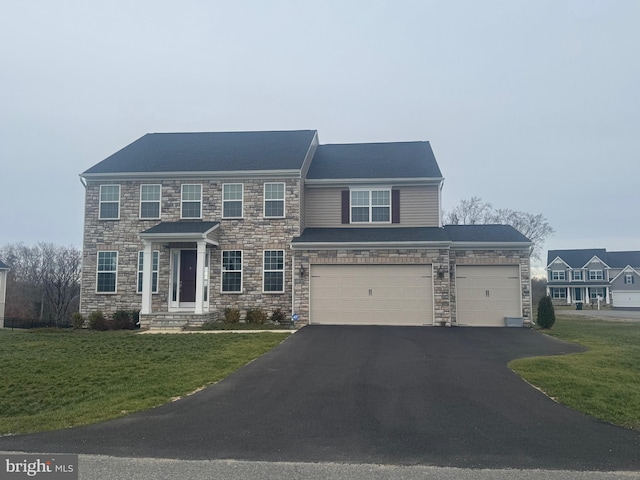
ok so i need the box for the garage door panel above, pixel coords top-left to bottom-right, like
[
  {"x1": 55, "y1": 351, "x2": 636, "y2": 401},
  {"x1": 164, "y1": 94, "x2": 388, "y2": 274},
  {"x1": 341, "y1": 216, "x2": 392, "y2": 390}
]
[
  {"x1": 310, "y1": 264, "x2": 433, "y2": 326},
  {"x1": 612, "y1": 291, "x2": 640, "y2": 308},
  {"x1": 456, "y1": 265, "x2": 521, "y2": 327}
]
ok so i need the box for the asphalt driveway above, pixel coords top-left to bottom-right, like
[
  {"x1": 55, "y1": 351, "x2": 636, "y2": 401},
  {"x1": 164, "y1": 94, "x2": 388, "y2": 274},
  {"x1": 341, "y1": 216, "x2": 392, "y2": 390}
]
[{"x1": 1, "y1": 326, "x2": 639, "y2": 471}]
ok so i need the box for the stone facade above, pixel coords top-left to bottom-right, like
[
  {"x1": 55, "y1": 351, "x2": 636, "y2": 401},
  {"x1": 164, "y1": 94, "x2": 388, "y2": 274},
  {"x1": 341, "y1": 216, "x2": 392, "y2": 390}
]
[{"x1": 80, "y1": 177, "x2": 301, "y2": 322}]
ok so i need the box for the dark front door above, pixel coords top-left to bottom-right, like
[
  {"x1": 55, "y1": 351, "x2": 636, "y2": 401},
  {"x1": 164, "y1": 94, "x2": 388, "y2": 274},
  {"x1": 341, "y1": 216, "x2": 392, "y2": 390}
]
[{"x1": 180, "y1": 250, "x2": 197, "y2": 303}]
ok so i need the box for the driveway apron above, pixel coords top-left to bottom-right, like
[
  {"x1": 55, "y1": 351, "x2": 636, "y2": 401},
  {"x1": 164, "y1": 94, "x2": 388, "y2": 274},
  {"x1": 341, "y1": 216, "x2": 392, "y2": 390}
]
[{"x1": 1, "y1": 326, "x2": 639, "y2": 471}]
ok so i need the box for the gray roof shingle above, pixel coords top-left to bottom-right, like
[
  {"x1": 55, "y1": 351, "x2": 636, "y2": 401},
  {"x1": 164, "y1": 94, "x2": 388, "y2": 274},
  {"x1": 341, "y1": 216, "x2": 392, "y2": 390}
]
[
  {"x1": 547, "y1": 249, "x2": 608, "y2": 268},
  {"x1": 83, "y1": 130, "x2": 317, "y2": 175},
  {"x1": 293, "y1": 225, "x2": 530, "y2": 244},
  {"x1": 141, "y1": 221, "x2": 219, "y2": 235},
  {"x1": 0, "y1": 259, "x2": 9, "y2": 269},
  {"x1": 602, "y1": 251, "x2": 640, "y2": 268},
  {"x1": 306, "y1": 141, "x2": 442, "y2": 179}
]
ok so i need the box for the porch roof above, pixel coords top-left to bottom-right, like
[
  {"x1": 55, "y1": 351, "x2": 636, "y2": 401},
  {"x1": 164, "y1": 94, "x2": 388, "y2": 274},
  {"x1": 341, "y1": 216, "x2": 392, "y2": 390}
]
[{"x1": 139, "y1": 221, "x2": 220, "y2": 245}]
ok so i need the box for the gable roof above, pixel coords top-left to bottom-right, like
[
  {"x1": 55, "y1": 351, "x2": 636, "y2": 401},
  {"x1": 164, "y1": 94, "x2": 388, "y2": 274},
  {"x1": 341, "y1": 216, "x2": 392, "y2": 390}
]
[
  {"x1": 606, "y1": 251, "x2": 640, "y2": 268},
  {"x1": 83, "y1": 130, "x2": 317, "y2": 175},
  {"x1": 306, "y1": 141, "x2": 442, "y2": 180},
  {"x1": 546, "y1": 249, "x2": 607, "y2": 268}
]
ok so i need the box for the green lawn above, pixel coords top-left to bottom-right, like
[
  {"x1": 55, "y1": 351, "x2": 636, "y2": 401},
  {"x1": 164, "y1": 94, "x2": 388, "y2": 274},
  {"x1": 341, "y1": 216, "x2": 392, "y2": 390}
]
[
  {"x1": 511, "y1": 316, "x2": 640, "y2": 430},
  {"x1": 0, "y1": 329, "x2": 290, "y2": 435}
]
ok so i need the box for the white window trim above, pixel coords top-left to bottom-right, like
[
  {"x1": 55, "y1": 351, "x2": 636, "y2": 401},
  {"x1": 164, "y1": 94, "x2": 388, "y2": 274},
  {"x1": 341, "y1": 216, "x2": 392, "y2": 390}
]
[
  {"x1": 221, "y1": 250, "x2": 243, "y2": 293},
  {"x1": 96, "y1": 251, "x2": 118, "y2": 294},
  {"x1": 571, "y1": 270, "x2": 583, "y2": 281},
  {"x1": 263, "y1": 249, "x2": 285, "y2": 293},
  {"x1": 625, "y1": 274, "x2": 634, "y2": 284},
  {"x1": 139, "y1": 184, "x2": 162, "y2": 220},
  {"x1": 551, "y1": 287, "x2": 566, "y2": 299},
  {"x1": 99, "y1": 185, "x2": 120, "y2": 220},
  {"x1": 589, "y1": 287, "x2": 605, "y2": 299},
  {"x1": 263, "y1": 182, "x2": 286, "y2": 218},
  {"x1": 181, "y1": 184, "x2": 203, "y2": 219},
  {"x1": 222, "y1": 183, "x2": 244, "y2": 219},
  {"x1": 589, "y1": 269, "x2": 604, "y2": 281},
  {"x1": 350, "y1": 188, "x2": 392, "y2": 224},
  {"x1": 137, "y1": 250, "x2": 160, "y2": 294},
  {"x1": 551, "y1": 270, "x2": 566, "y2": 281}
]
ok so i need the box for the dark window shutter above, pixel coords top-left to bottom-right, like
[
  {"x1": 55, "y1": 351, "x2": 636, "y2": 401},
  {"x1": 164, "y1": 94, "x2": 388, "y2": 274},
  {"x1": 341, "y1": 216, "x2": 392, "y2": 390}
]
[
  {"x1": 341, "y1": 190, "x2": 350, "y2": 224},
  {"x1": 392, "y1": 189, "x2": 400, "y2": 224}
]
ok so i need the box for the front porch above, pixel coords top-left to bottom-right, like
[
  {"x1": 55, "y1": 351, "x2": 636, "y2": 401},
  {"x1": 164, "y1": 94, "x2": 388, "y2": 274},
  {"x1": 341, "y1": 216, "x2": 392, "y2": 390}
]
[{"x1": 140, "y1": 311, "x2": 217, "y2": 330}]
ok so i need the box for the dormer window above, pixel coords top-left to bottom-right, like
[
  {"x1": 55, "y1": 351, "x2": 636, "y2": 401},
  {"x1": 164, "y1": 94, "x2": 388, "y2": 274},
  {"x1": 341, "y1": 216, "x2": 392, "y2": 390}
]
[
  {"x1": 551, "y1": 270, "x2": 566, "y2": 281},
  {"x1": 589, "y1": 270, "x2": 604, "y2": 281},
  {"x1": 571, "y1": 270, "x2": 583, "y2": 281}
]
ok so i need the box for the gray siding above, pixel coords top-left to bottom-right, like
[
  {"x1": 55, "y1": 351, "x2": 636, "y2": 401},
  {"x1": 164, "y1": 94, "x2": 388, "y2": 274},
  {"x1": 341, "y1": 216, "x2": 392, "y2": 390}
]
[{"x1": 304, "y1": 184, "x2": 440, "y2": 228}]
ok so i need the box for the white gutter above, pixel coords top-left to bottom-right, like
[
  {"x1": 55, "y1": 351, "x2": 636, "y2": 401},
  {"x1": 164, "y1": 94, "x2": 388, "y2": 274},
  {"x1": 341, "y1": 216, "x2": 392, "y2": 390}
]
[
  {"x1": 291, "y1": 241, "x2": 453, "y2": 250},
  {"x1": 305, "y1": 177, "x2": 444, "y2": 186},
  {"x1": 81, "y1": 169, "x2": 302, "y2": 181}
]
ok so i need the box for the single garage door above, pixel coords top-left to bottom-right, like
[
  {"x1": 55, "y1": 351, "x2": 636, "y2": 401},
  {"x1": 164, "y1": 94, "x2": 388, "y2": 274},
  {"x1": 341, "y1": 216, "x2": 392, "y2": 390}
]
[
  {"x1": 612, "y1": 291, "x2": 640, "y2": 308},
  {"x1": 310, "y1": 264, "x2": 433, "y2": 325},
  {"x1": 456, "y1": 265, "x2": 521, "y2": 327}
]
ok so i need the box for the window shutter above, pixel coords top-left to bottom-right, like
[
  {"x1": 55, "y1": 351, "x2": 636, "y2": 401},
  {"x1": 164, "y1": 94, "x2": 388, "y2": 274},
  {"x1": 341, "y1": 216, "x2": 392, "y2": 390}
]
[
  {"x1": 341, "y1": 190, "x2": 350, "y2": 224},
  {"x1": 392, "y1": 189, "x2": 400, "y2": 224}
]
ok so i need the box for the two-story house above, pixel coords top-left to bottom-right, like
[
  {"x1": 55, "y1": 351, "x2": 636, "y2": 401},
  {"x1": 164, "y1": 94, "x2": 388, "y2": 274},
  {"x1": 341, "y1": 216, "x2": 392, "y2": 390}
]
[
  {"x1": 79, "y1": 130, "x2": 532, "y2": 328},
  {"x1": 546, "y1": 249, "x2": 640, "y2": 308}
]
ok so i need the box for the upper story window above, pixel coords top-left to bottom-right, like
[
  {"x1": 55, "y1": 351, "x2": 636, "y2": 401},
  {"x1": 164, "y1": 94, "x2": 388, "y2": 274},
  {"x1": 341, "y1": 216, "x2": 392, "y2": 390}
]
[
  {"x1": 99, "y1": 185, "x2": 120, "y2": 220},
  {"x1": 351, "y1": 189, "x2": 391, "y2": 223},
  {"x1": 571, "y1": 270, "x2": 583, "y2": 281},
  {"x1": 96, "y1": 251, "x2": 117, "y2": 293},
  {"x1": 181, "y1": 184, "x2": 202, "y2": 219},
  {"x1": 137, "y1": 251, "x2": 159, "y2": 294},
  {"x1": 264, "y1": 183, "x2": 285, "y2": 218},
  {"x1": 223, "y1": 183, "x2": 243, "y2": 219},
  {"x1": 221, "y1": 250, "x2": 242, "y2": 293},
  {"x1": 551, "y1": 270, "x2": 566, "y2": 281},
  {"x1": 625, "y1": 274, "x2": 635, "y2": 285},
  {"x1": 140, "y1": 184, "x2": 161, "y2": 219},
  {"x1": 263, "y1": 250, "x2": 284, "y2": 293},
  {"x1": 589, "y1": 270, "x2": 604, "y2": 281}
]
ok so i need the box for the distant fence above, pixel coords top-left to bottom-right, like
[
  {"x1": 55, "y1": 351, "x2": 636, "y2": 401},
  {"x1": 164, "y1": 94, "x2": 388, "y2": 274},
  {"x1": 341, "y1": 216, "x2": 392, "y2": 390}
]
[{"x1": 2, "y1": 318, "x2": 72, "y2": 330}]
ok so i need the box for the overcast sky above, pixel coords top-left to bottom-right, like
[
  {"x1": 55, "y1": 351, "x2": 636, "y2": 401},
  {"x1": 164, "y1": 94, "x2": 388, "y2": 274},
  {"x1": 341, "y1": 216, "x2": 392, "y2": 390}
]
[{"x1": 1, "y1": 0, "x2": 638, "y2": 274}]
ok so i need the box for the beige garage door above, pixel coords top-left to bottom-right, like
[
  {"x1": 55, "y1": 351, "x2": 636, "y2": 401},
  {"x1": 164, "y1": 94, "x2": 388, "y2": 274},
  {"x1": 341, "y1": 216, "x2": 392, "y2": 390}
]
[
  {"x1": 456, "y1": 265, "x2": 521, "y2": 327},
  {"x1": 310, "y1": 264, "x2": 433, "y2": 326}
]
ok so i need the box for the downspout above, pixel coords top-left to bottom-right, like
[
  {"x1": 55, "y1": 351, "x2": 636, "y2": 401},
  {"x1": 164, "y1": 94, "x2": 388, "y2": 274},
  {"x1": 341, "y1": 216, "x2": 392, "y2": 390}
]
[
  {"x1": 291, "y1": 250, "x2": 295, "y2": 320},
  {"x1": 78, "y1": 175, "x2": 87, "y2": 317}
]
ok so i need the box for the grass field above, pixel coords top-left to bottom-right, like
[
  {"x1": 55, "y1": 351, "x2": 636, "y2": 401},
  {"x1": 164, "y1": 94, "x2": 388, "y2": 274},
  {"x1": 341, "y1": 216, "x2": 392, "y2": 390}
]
[
  {"x1": 0, "y1": 329, "x2": 290, "y2": 435},
  {"x1": 511, "y1": 316, "x2": 640, "y2": 430}
]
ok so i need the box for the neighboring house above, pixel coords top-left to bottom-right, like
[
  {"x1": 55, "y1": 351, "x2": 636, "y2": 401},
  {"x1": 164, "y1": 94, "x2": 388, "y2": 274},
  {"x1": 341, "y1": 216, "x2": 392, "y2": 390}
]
[
  {"x1": 0, "y1": 260, "x2": 8, "y2": 328},
  {"x1": 546, "y1": 249, "x2": 640, "y2": 308},
  {"x1": 79, "y1": 130, "x2": 532, "y2": 328}
]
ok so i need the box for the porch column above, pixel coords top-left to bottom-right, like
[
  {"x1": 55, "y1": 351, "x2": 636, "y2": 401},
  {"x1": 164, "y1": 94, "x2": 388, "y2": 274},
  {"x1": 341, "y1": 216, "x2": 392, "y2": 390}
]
[
  {"x1": 585, "y1": 287, "x2": 590, "y2": 305},
  {"x1": 567, "y1": 288, "x2": 572, "y2": 304},
  {"x1": 141, "y1": 241, "x2": 153, "y2": 315},
  {"x1": 194, "y1": 240, "x2": 206, "y2": 314},
  {"x1": 605, "y1": 286, "x2": 610, "y2": 304}
]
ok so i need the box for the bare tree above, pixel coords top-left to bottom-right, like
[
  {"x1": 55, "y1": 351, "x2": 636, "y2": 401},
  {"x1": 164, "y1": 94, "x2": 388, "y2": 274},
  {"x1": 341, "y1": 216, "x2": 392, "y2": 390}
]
[
  {"x1": 443, "y1": 198, "x2": 554, "y2": 260},
  {"x1": 0, "y1": 243, "x2": 81, "y2": 325}
]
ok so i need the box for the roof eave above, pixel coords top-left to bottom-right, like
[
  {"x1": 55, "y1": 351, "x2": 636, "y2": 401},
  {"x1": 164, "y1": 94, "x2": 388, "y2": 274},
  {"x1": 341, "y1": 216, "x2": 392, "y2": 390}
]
[
  {"x1": 451, "y1": 241, "x2": 532, "y2": 250},
  {"x1": 305, "y1": 177, "x2": 444, "y2": 186},
  {"x1": 81, "y1": 169, "x2": 302, "y2": 181},
  {"x1": 291, "y1": 240, "x2": 452, "y2": 250}
]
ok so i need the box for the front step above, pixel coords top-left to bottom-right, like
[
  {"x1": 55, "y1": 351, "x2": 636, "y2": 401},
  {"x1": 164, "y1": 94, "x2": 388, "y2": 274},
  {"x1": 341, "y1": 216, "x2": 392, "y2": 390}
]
[{"x1": 141, "y1": 312, "x2": 215, "y2": 330}]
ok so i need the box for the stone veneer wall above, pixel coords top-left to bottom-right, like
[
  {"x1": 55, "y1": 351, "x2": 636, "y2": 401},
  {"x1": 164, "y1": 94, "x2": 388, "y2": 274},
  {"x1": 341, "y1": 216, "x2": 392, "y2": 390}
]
[
  {"x1": 293, "y1": 248, "x2": 451, "y2": 326},
  {"x1": 449, "y1": 248, "x2": 532, "y2": 325},
  {"x1": 80, "y1": 177, "x2": 301, "y2": 321}
]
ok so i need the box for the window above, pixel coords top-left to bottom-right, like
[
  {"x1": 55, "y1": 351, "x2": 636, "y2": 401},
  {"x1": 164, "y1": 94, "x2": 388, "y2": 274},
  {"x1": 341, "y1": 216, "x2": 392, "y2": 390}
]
[
  {"x1": 589, "y1": 270, "x2": 604, "y2": 281},
  {"x1": 96, "y1": 251, "x2": 117, "y2": 293},
  {"x1": 351, "y1": 189, "x2": 391, "y2": 223},
  {"x1": 181, "y1": 184, "x2": 202, "y2": 218},
  {"x1": 140, "y1": 184, "x2": 161, "y2": 219},
  {"x1": 551, "y1": 270, "x2": 566, "y2": 281},
  {"x1": 137, "y1": 251, "x2": 159, "y2": 293},
  {"x1": 99, "y1": 185, "x2": 120, "y2": 219},
  {"x1": 551, "y1": 288, "x2": 566, "y2": 299},
  {"x1": 625, "y1": 274, "x2": 635, "y2": 285},
  {"x1": 263, "y1": 250, "x2": 284, "y2": 293},
  {"x1": 590, "y1": 287, "x2": 605, "y2": 299},
  {"x1": 571, "y1": 270, "x2": 583, "y2": 281},
  {"x1": 223, "y1": 184, "x2": 243, "y2": 218},
  {"x1": 264, "y1": 183, "x2": 285, "y2": 217},
  {"x1": 221, "y1": 251, "x2": 242, "y2": 292}
]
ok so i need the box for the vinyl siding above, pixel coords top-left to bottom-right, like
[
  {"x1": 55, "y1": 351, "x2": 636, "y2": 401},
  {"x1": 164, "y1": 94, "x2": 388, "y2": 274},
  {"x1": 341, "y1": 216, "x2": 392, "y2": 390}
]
[{"x1": 304, "y1": 184, "x2": 440, "y2": 227}]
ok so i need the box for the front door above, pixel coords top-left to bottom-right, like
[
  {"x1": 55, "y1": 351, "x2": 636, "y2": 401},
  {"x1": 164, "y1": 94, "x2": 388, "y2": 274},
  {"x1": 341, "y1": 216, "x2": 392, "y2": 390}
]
[
  {"x1": 574, "y1": 288, "x2": 582, "y2": 302},
  {"x1": 180, "y1": 250, "x2": 197, "y2": 303}
]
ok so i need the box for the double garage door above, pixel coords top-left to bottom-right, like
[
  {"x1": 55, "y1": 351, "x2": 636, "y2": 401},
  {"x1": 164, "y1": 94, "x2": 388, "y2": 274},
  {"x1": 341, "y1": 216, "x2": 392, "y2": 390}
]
[
  {"x1": 309, "y1": 264, "x2": 522, "y2": 327},
  {"x1": 612, "y1": 292, "x2": 640, "y2": 308},
  {"x1": 310, "y1": 264, "x2": 433, "y2": 326}
]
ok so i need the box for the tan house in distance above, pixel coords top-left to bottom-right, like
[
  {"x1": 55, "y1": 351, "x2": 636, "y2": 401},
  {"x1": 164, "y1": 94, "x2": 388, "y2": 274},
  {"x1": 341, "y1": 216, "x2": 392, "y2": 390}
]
[{"x1": 79, "y1": 130, "x2": 532, "y2": 329}]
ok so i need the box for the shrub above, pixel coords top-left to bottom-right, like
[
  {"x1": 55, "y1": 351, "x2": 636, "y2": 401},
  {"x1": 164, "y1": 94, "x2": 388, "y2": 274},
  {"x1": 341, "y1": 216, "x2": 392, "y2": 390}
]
[
  {"x1": 245, "y1": 308, "x2": 268, "y2": 325},
  {"x1": 537, "y1": 296, "x2": 556, "y2": 329},
  {"x1": 71, "y1": 313, "x2": 85, "y2": 329},
  {"x1": 88, "y1": 311, "x2": 109, "y2": 331},
  {"x1": 130, "y1": 310, "x2": 140, "y2": 329},
  {"x1": 223, "y1": 307, "x2": 240, "y2": 324},
  {"x1": 112, "y1": 310, "x2": 135, "y2": 330},
  {"x1": 270, "y1": 308, "x2": 287, "y2": 324}
]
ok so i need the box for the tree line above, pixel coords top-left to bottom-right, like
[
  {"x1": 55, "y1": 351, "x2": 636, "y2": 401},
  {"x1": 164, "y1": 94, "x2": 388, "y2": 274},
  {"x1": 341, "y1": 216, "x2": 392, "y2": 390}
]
[{"x1": 0, "y1": 243, "x2": 81, "y2": 326}]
